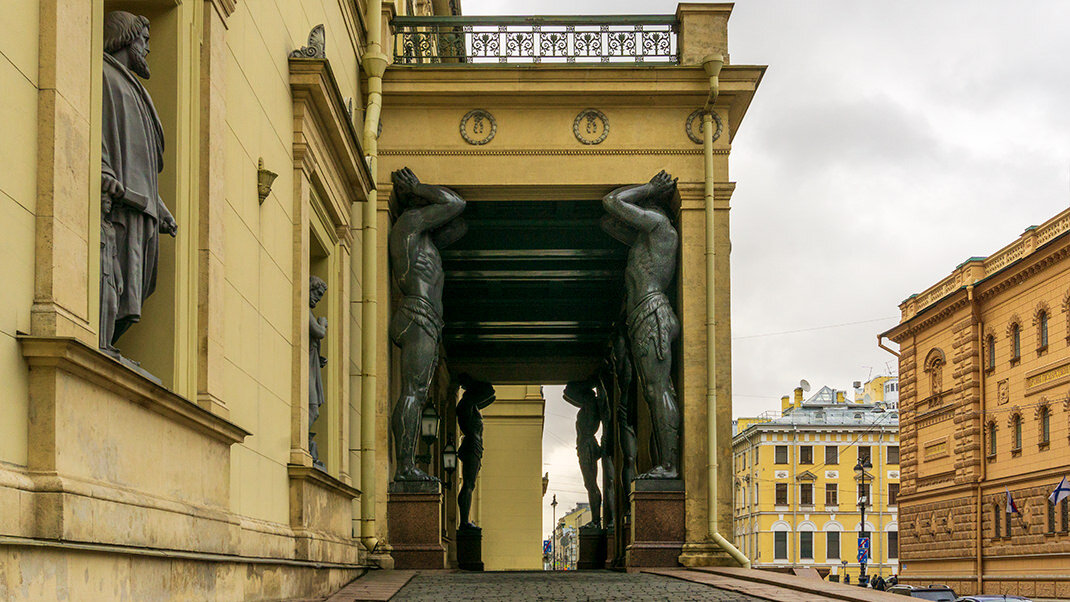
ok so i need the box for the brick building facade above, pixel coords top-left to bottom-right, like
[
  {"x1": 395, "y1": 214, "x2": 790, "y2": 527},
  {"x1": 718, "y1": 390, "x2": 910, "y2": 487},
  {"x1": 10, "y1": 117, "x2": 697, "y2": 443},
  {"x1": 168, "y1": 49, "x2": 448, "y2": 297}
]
[{"x1": 882, "y1": 207, "x2": 1070, "y2": 597}]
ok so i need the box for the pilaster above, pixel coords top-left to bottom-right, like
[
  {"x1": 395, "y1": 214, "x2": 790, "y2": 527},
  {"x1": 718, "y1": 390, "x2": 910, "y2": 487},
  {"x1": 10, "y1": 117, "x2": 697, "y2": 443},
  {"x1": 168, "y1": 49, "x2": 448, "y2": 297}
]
[
  {"x1": 31, "y1": 0, "x2": 100, "y2": 345},
  {"x1": 196, "y1": 2, "x2": 230, "y2": 417}
]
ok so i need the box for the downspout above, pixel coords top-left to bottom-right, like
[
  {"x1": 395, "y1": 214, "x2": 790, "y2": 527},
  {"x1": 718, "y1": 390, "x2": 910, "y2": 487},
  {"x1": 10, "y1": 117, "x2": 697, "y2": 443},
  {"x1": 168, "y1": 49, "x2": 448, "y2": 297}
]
[
  {"x1": 702, "y1": 53, "x2": 750, "y2": 568},
  {"x1": 969, "y1": 284, "x2": 985, "y2": 593},
  {"x1": 358, "y1": 0, "x2": 388, "y2": 553}
]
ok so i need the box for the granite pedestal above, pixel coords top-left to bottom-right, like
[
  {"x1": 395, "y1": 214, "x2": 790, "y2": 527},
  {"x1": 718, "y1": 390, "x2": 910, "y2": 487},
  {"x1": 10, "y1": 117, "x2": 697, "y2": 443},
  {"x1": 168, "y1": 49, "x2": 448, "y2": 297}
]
[
  {"x1": 626, "y1": 479, "x2": 685, "y2": 568},
  {"x1": 387, "y1": 480, "x2": 446, "y2": 569}
]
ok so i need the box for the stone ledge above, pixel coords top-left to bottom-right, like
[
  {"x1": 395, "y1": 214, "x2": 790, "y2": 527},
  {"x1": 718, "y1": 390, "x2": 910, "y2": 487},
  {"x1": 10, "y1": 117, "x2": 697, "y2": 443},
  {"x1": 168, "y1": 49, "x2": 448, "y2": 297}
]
[
  {"x1": 288, "y1": 465, "x2": 362, "y2": 500},
  {"x1": 18, "y1": 336, "x2": 249, "y2": 445}
]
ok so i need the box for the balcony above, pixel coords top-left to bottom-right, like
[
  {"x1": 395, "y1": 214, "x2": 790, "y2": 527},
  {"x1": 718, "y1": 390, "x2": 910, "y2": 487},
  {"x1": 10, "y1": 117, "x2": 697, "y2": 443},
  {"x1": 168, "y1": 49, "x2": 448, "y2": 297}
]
[{"x1": 392, "y1": 15, "x2": 679, "y2": 65}]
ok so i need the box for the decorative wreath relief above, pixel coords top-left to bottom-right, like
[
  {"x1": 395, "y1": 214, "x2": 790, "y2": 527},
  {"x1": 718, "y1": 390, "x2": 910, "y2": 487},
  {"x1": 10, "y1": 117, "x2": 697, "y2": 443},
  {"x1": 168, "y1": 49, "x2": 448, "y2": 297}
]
[
  {"x1": 686, "y1": 109, "x2": 723, "y2": 144},
  {"x1": 460, "y1": 109, "x2": 496, "y2": 145},
  {"x1": 573, "y1": 109, "x2": 609, "y2": 145}
]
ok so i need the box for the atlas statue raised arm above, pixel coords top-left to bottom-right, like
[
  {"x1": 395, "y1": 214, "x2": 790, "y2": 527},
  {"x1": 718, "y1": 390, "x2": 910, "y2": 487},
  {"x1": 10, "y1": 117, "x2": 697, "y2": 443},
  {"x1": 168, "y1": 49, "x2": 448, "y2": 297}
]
[
  {"x1": 388, "y1": 167, "x2": 467, "y2": 484},
  {"x1": 601, "y1": 170, "x2": 681, "y2": 480}
]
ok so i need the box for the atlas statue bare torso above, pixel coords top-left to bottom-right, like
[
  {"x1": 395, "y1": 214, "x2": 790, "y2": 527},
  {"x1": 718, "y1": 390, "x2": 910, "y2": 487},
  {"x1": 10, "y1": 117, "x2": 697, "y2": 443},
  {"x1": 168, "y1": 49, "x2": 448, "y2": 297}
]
[
  {"x1": 99, "y1": 11, "x2": 178, "y2": 357},
  {"x1": 601, "y1": 171, "x2": 681, "y2": 480},
  {"x1": 388, "y1": 168, "x2": 467, "y2": 483}
]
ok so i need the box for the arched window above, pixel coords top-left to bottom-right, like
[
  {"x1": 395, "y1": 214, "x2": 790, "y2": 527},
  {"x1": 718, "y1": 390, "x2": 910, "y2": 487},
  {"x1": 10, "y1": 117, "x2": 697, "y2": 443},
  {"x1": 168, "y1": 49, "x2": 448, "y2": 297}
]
[
  {"x1": 1040, "y1": 405, "x2": 1051, "y2": 446},
  {"x1": 1012, "y1": 414, "x2": 1023, "y2": 451},
  {"x1": 1040, "y1": 311, "x2": 1050, "y2": 349},
  {"x1": 1012, "y1": 323, "x2": 1022, "y2": 361},
  {"x1": 987, "y1": 335, "x2": 996, "y2": 370},
  {"x1": 924, "y1": 348, "x2": 946, "y2": 397}
]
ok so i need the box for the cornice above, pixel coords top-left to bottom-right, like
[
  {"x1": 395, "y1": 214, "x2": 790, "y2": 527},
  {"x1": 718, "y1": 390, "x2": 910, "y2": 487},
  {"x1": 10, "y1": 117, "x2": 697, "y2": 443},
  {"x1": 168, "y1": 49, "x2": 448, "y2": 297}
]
[
  {"x1": 18, "y1": 336, "x2": 250, "y2": 445},
  {"x1": 208, "y1": 0, "x2": 237, "y2": 24},
  {"x1": 379, "y1": 148, "x2": 723, "y2": 157},
  {"x1": 887, "y1": 237, "x2": 1070, "y2": 342},
  {"x1": 291, "y1": 58, "x2": 378, "y2": 226},
  {"x1": 287, "y1": 464, "x2": 361, "y2": 499}
]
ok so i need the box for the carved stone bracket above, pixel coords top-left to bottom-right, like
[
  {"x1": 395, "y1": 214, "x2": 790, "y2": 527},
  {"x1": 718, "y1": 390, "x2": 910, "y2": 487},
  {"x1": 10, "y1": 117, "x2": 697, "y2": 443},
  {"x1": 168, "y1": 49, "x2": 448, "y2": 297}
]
[
  {"x1": 573, "y1": 109, "x2": 609, "y2": 145},
  {"x1": 459, "y1": 109, "x2": 496, "y2": 145},
  {"x1": 291, "y1": 24, "x2": 326, "y2": 59},
  {"x1": 686, "y1": 109, "x2": 722, "y2": 144}
]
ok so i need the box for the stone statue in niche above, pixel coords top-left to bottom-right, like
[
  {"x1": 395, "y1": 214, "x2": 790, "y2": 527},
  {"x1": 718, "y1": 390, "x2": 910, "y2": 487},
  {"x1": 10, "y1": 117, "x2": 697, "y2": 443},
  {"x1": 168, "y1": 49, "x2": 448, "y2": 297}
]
[
  {"x1": 564, "y1": 377, "x2": 607, "y2": 528},
  {"x1": 601, "y1": 170, "x2": 680, "y2": 480},
  {"x1": 309, "y1": 276, "x2": 328, "y2": 469},
  {"x1": 388, "y1": 167, "x2": 467, "y2": 484},
  {"x1": 100, "y1": 11, "x2": 178, "y2": 357},
  {"x1": 457, "y1": 374, "x2": 495, "y2": 529}
]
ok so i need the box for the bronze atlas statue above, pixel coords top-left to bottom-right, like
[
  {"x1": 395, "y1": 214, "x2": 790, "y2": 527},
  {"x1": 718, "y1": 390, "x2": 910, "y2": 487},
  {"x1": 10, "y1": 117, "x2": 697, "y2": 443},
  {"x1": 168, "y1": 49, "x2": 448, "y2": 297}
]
[
  {"x1": 388, "y1": 167, "x2": 467, "y2": 484},
  {"x1": 601, "y1": 170, "x2": 681, "y2": 480}
]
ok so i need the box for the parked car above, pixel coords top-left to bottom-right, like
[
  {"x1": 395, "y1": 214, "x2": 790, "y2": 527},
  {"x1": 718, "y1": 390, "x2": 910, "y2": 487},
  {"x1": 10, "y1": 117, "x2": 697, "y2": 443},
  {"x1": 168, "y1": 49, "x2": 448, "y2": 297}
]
[
  {"x1": 887, "y1": 584, "x2": 957, "y2": 601},
  {"x1": 954, "y1": 597, "x2": 1033, "y2": 602}
]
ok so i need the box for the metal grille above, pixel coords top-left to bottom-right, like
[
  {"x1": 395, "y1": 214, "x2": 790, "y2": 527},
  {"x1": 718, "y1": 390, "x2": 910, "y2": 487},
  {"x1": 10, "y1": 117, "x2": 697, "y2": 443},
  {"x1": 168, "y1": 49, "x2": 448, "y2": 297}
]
[{"x1": 392, "y1": 16, "x2": 678, "y2": 65}]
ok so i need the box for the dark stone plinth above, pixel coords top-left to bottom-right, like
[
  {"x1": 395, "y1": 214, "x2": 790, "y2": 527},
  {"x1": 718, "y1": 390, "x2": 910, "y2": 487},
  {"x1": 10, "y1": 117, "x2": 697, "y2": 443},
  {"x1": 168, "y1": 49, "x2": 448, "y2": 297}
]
[
  {"x1": 578, "y1": 527, "x2": 606, "y2": 570},
  {"x1": 387, "y1": 489, "x2": 446, "y2": 569},
  {"x1": 626, "y1": 483, "x2": 684, "y2": 568},
  {"x1": 456, "y1": 527, "x2": 484, "y2": 571},
  {"x1": 605, "y1": 527, "x2": 615, "y2": 567}
]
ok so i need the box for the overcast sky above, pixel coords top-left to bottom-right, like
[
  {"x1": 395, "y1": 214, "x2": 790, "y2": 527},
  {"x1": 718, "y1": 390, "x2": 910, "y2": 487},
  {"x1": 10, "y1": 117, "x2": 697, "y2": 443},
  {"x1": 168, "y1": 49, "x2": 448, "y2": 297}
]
[{"x1": 460, "y1": 0, "x2": 1070, "y2": 541}]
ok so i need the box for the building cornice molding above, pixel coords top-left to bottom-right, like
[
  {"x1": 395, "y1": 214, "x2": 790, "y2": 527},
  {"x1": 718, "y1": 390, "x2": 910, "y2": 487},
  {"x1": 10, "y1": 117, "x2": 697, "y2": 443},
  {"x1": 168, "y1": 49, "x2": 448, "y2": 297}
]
[
  {"x1": 208, "y1": 0, "x2": 237, "y2": 23},
  {"x1": 290, "y1": 58, "x2": 376, "y2": 217},
  {"x1": 379, "y1": 148, "x2": 724, "y2": 157}
]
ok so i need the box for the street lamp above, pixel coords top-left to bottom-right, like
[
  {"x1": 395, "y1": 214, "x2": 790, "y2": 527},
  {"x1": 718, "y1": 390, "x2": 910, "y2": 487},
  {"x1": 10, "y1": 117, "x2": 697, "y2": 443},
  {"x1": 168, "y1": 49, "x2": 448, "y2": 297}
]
[
  {"x1": 416, "y1": 404, "x2": 440, "y2": 465},
  {"x1": 441, "y1": 437, "x2": 457, "y2": 489},
  {"x1": 551, "y1": 494, "x2": 558, "y2": 571},
  {"x1": 855, "y1": 457, "x2": 873, "y2": 587}
]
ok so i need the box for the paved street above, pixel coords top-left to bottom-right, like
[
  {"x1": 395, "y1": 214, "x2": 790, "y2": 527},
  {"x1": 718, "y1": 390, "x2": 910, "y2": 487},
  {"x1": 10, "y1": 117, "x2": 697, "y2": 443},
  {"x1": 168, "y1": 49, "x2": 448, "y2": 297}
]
[{"x1": 390, "y1": 570, "x2": 767, "y2": 601}]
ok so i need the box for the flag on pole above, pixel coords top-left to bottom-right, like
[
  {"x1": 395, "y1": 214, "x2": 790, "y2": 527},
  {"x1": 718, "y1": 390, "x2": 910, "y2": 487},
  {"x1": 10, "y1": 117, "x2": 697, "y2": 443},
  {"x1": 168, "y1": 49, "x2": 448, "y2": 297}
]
[
  {"x1": 1006, "y1": 488, "x2": 1020, "y2": 515},
  {"x1": 1050, "y1": 476, "x2": 1070, "y2": 506}
]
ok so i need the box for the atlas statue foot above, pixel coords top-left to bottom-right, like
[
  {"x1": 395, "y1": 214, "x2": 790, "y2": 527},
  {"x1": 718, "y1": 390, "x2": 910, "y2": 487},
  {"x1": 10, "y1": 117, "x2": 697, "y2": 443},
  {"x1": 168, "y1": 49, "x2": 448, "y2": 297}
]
[
  {"x1": 636, "y1": 465, "x2": 678, "y2": 480},
  {"x1": 394, "y1": 467, "x2": 440, "y2": 483}
]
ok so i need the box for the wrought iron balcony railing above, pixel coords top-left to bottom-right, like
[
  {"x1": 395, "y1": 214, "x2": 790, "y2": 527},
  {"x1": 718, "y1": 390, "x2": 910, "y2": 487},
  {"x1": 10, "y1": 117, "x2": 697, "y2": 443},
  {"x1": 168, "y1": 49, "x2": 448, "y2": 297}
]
[{"x1": 392, "y1": 15, "x2": 678, "y2": 65}]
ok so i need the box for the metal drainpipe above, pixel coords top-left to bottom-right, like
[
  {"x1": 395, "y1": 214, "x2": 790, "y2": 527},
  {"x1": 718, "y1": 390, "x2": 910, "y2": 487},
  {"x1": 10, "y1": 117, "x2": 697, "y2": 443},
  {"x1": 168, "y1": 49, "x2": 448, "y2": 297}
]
[
  {"x1": 702, "y1": 54, "x2": 750, "y2": 568},
  {"x1": 358, "y1": 0, "x2": 388, "y2": 553},
  {"x1": 969, "y1": 284, "x2": 985, "y2": 593}
]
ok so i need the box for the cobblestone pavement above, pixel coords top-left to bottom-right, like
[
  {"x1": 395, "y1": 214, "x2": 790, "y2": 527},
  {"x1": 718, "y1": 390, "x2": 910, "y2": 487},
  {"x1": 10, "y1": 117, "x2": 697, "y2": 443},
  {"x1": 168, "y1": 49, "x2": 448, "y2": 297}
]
[{"x1": 391, "y1": 570, "x2": 770, "y2": 601}]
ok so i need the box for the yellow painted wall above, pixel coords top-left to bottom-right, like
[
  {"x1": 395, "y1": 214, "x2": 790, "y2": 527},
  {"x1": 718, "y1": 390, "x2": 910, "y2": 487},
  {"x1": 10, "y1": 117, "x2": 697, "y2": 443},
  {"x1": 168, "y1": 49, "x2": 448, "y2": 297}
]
[
  {"x1": 469, "y1": 385, "x2": 545, "y2": 570},
  {"x1": 0, "y1": 0, "x2": 39, "y2": 468},
  {"x1": 221, "y1": 0, "x2": 364, "y2": 526}
]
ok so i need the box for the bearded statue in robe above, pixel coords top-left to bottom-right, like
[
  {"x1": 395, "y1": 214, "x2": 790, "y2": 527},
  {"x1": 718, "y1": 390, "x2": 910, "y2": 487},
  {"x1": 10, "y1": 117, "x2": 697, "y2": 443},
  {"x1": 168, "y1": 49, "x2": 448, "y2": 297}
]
[{"x1": 100, "y1": 11, "x2": 177, "y2": 355}]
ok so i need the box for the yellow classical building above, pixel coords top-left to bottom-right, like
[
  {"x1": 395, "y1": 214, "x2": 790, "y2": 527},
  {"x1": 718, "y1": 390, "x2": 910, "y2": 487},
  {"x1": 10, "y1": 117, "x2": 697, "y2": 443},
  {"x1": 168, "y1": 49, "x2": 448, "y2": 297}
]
[
  {"x1": 553, "y1": 503, "x2": 593, "y2": 571},
  {"x1": 733, "y1": 378, "x2": 900, "y2": 582},
  {"x1": 0, "y1": 0, "x2": 762, "y2": 597},
  {"x1": 882, "y1": 207, "x2": 1070, "y2": 598}
]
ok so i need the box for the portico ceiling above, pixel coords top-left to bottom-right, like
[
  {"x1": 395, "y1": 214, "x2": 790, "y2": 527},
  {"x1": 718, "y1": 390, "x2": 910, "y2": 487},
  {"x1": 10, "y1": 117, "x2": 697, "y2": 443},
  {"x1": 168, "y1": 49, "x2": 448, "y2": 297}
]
[{"x1": 441, "y1": 199, "x2": 627, "y2": 383}]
